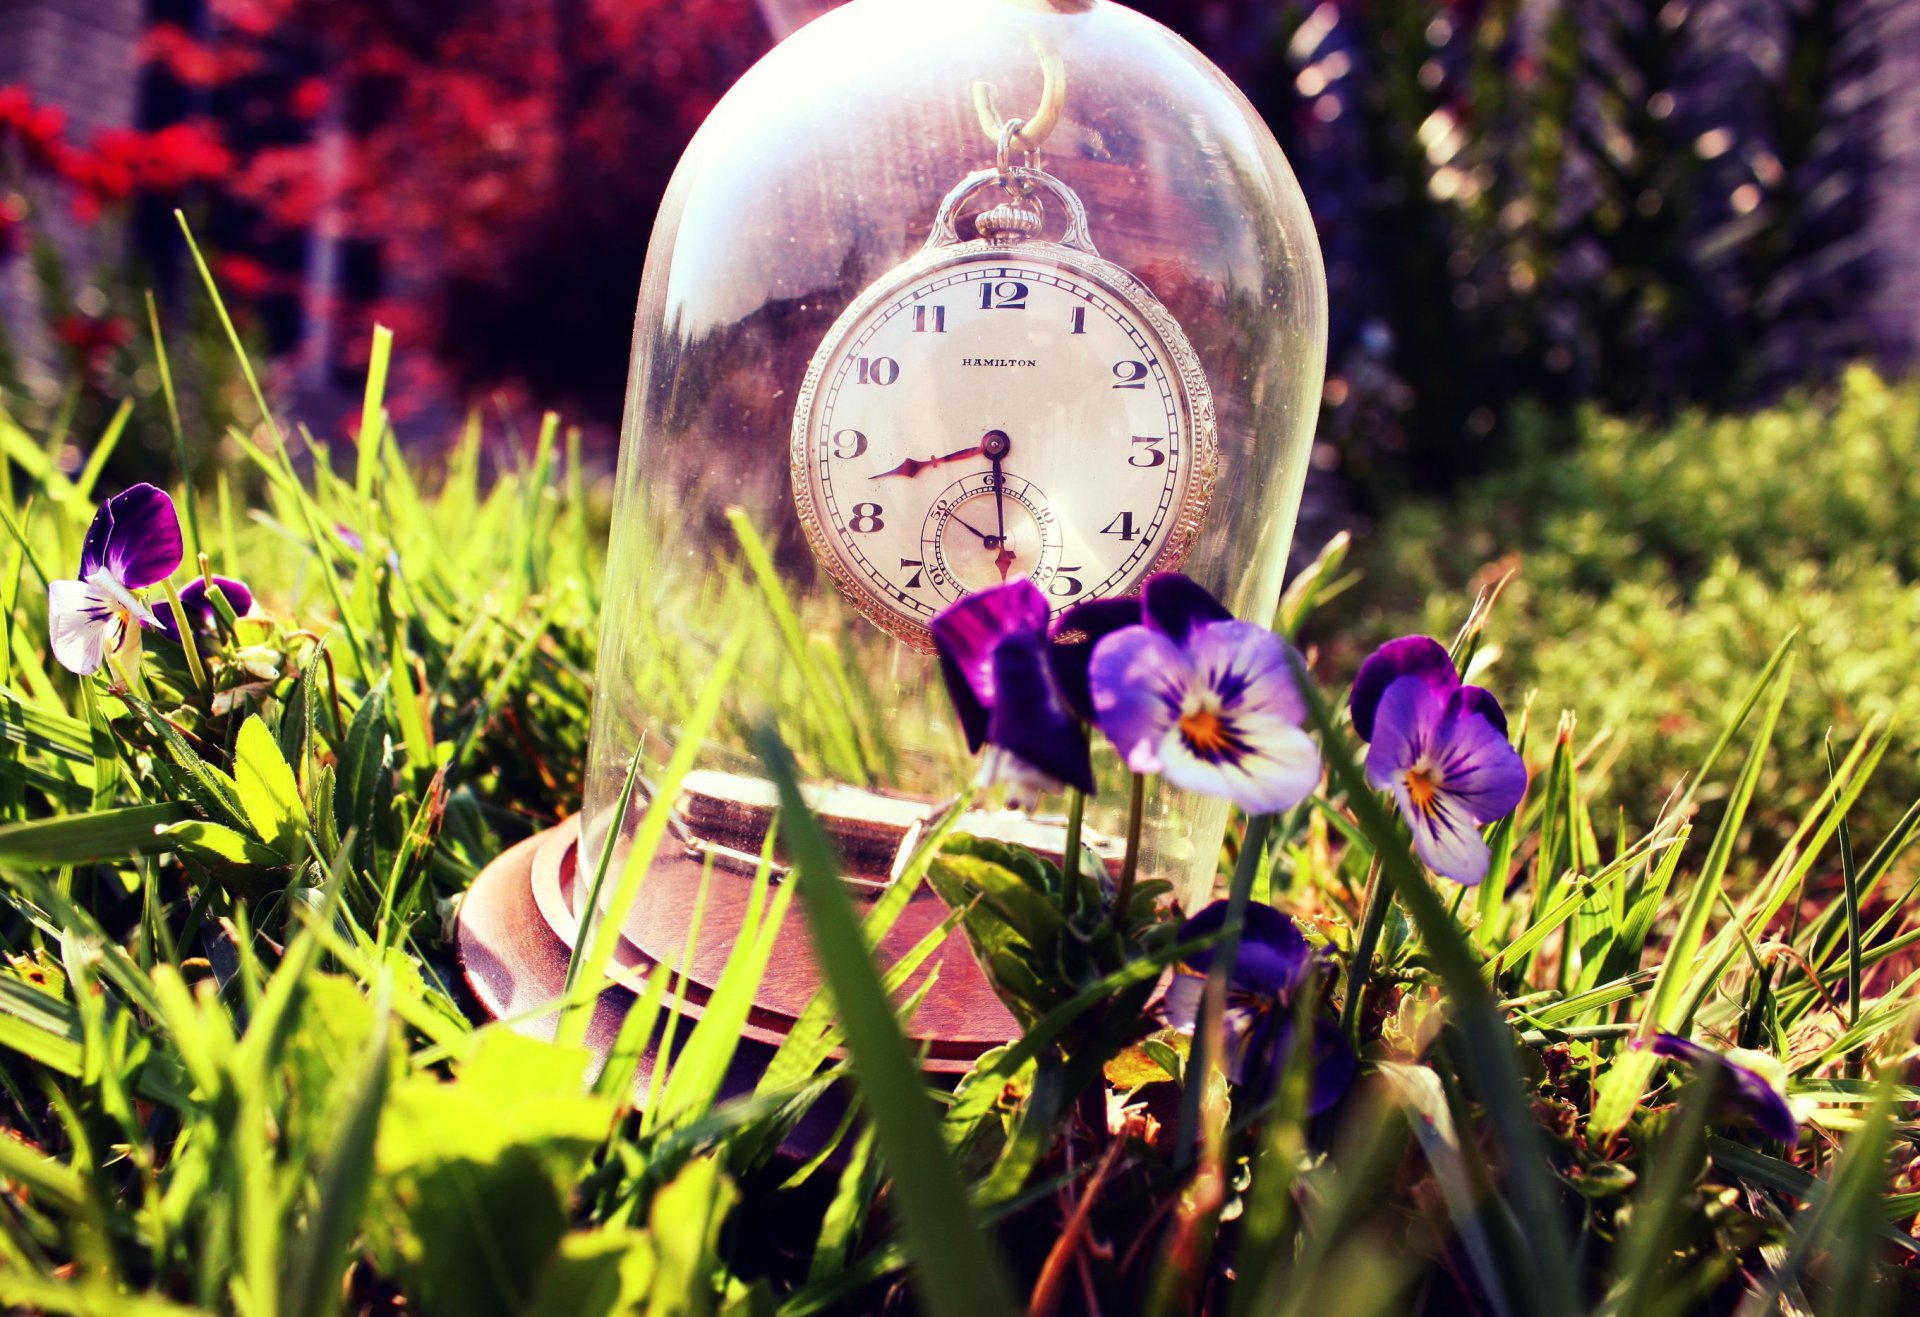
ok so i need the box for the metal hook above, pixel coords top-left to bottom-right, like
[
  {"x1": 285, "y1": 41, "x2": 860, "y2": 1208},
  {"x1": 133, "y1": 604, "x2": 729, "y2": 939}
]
[{"x1": 973, "y1": 41, "x2": 1065, "y2": 155}]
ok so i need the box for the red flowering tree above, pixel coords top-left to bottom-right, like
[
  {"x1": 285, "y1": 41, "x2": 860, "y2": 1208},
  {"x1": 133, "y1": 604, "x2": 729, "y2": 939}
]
[{"x1": 141, "y1": 0, "x2": 769, "y2": 422}]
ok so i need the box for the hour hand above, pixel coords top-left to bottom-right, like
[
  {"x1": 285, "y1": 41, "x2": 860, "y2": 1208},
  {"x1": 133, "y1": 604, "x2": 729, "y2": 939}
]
[{"x1": 869, "y1": 444, "x2": 984, "y2": 480}]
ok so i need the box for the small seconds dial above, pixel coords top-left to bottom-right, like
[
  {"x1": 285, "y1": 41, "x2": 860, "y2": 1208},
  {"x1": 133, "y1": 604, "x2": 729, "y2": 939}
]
[{"x1": 792, "y1": 246, "x2": 1216, "y2": 649}]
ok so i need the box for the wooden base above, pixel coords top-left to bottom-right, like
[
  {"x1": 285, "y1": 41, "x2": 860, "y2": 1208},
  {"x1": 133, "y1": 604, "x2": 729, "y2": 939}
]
[{"x1": 454, "y1": 818, "x2": 1020, "y2": 1150}]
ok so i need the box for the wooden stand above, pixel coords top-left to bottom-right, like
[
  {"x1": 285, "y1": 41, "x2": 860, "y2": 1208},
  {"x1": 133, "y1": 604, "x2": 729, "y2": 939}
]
[{"x1": 455, "y1": 810, "x2": 1025, "y2": 1150}]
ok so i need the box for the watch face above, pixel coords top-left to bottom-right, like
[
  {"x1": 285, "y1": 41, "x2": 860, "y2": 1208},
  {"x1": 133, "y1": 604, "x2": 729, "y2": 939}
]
[{"x1": 791, "y1": 241, "x2": 1217, "y2": 649}]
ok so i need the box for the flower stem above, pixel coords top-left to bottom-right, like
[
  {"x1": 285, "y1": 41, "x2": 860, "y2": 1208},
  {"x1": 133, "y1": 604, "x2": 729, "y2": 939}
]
[
  {"x1": 1339, "y1": 855, "x2": 1389, "y2": 1046},
  {"x1": 1108, "y1": 771, "x2": 1147, "y2": 933},
  {"x1": 1061, "y1": 783, "x2": 1085, "y2": 900},
  {"x1": 159, "y1": 577, "x2": 208, "y2": 691},
  {"x1": 1173, "y1": 810, "x2": 1272, "y2": 1171}
]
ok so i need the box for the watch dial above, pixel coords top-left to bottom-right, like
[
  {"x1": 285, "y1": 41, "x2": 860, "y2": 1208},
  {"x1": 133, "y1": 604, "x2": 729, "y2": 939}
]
[{"x1": 792, "y1": 247, "x2": 1214, "y2": 647}]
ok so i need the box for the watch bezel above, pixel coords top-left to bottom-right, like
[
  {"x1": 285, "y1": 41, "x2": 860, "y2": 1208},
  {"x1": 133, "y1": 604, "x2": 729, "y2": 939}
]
[{"x1": 790, "y1": 237, "x2": 1219, "y2": 652}]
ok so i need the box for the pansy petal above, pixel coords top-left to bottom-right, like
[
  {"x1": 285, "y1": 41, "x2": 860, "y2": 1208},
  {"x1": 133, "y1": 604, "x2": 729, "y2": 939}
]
[
  {"x1": 1047, "y1": 597, "x2": 1140, "y2": 724},
  {"x1": 1160, "y1": 715, "x2": 1321, "y2": 815},
  {"x1": 1721, "y1": 1049, "x2": 1800, "y2": 1144},
  {"x1": 1090, "y1": 625, "x2": 1190, "y2": 774},
  {"x1": 80, "y1": 484, "x2": 182, "y2": 589},
  {"x1": 1176, "y1": 898, "x2": 1313, "y2": 988},
  {"x1": 1394, "y1": 776, "x2": 1495, "y2": 884},
  {"x1": 1306, "y1": 1017, "x2": 1357, "y2": 1115},
  {"x1": 975, "y1": 746, "x2": 1065, "y2": 811},
  {"x1": 1430, "y1": 698, "x2": 1528, "y2": 824},
  {"x1": 985, "y1": 629, "x2": 1093, "y2": 794},
  {"x1": 1145, "y1": 621, "x2": 1320, "y2": 813},
  {"x1": 1364, "y1": 674, "x2": 1446, "y2": 793},
  {"x1": 156, "y1": 575, "x2": 252, "y2": 640},
  {"x1": 48, "y1": 579, "x2": 115, "y2": 675},
  {"x1": 1653, "y1": 1035, "x2": 1798, "y2": 1143},
  {"x1": 1454, "y1": 684, "x2": 1508, "y2": 740},
  {"x1": 1142, "y1": 573, "x2": 1232, "y2": 645},
  {"x1": 1185, "y1": 621, "x2": 1308, "y2": 727},
  {"x1": 1218, "y1": 1003, "x2": 1279, "y2": 1088},
  {"x1": 1351, "y1": 636, "x2": 1457, "y2": 741},
  {"x1": 930, "y1": 580, "x2": 1048, "y2": 752},
  {"x1": 1161, "y1": 967, "x2": 1206, "y2": 1033}
]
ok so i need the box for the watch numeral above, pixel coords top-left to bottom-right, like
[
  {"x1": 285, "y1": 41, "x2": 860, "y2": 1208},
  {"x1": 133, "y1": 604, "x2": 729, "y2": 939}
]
[
  {"x1": 1112, "y1": 360, "x2": 1149, "y2": 389},
  {"x1": 1070, "y1": 306, "x2": 1087, "y2": 334},
  {"x1": 856, "y1": 356, "x2": 899, "y2": 385},
  {"x1": 831, "y1": 428, "x2": 868, "y2": 459},
  {"x1": 912, "y1": 305, "x2": 946, "y2": 333},
  {"x1": 849, "y1": 503, "x2": 885, "y2": 533},
  {"x1": 1047, "y1": 567, "x2": 1085, "y2": 598},
  {"x1": 1128, "y1": 435, "x2": 1166, "y2": 468},
  {"x1": 979, "y1": 280, "x2": 1029, "y2": 310},
  {"x1": 899, "y1": 558, "x2": 925, "y2": 589},
  {"x1": 1100, "y1": 511, "x2": 1144, "y2": 542}
]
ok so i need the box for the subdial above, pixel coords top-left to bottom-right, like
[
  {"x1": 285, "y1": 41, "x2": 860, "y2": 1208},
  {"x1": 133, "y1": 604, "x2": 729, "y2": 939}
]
[{"x1": 920, "y1": 470, "x2": 1063, "y2": 603}]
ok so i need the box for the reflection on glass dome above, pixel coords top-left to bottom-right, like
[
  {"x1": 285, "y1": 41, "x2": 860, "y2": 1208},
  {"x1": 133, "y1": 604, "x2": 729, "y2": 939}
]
[{"x1": 582, "y1": 0, "x2": 1326, "y2": 925}]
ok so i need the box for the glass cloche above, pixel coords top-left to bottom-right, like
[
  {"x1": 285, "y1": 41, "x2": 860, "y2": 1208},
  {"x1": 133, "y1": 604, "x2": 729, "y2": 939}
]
[{"x1": 579, "y1": 0, "x2": 1326, "y2": 977}]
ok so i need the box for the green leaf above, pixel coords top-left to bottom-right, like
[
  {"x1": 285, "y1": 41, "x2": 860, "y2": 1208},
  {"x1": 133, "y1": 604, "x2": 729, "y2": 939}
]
[
  {"x1": 645, "y1": 1156, "x2": 736, "y2": 1317},
  {"x1": 1600, "y1": 1070, "x2": 1718, "y2": 1316},
  {"x1": 369, "y1": 1031, "x2": 610, "y2": 1317},
  {"x1": 528, "y1": 1229, "x2": 657, "y2": 1316},
  {"x1": 159, "y1": 820, "x2": 288, "y2": 870},
  {"x1": 233, "y1": 714, "x2": 307, "y2": 857},
  {"x1": 0, "y1": 802, "x2": 192, "y2": 866},
  {"x1": 755, "y1": 724, "x2": 1020, "y2": 1317},
  {"x1": 1590, "y1": 1048, "x2": 1659, "y2": 1140},
  {"x1": 282, "y1": 988, "x2": 392, "y2": 1317}
]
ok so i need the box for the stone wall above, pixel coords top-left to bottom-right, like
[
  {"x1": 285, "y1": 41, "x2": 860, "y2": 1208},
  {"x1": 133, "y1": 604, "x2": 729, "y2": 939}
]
[{"x1": 0, "y1": 0, "x2": 145, "y2": 378}]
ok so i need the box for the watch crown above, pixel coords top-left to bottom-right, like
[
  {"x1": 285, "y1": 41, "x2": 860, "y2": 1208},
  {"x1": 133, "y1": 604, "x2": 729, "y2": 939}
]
[{"x1": 974, "y1": 203, "x2": 1042, "y2": 246}]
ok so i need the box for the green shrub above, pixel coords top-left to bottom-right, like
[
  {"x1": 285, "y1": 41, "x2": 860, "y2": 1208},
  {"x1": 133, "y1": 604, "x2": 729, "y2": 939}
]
[{"x1": 1332, "y1": 367, "x2": 1920, "y2": 840}]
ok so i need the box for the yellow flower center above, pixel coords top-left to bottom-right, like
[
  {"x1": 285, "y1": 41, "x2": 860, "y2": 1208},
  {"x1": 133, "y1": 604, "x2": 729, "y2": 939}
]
[
  {"x1": 1179, "y1": 707, "x2": 1232, "y2": 756},
  {"x1": 1405, "y1": 766, "x2": 1440, "y2": 814}
]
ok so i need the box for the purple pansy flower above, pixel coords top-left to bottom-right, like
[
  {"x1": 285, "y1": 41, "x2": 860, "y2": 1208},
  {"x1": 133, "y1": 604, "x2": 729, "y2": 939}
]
[
  {"x1": 1162, "y1": 899, "x2": 1353, "y2": 1112},
  {"x1": 930, "y1": 580, "x2": 1093, "y2": 805},
  {"x1": 155, "y1": 576, "x2": 252, "y2": 640},
  {"x1": 1651, "y1": 1033, "x2": 1798, "y2": 1143},
  {"x1": 48, "y1": 484, "x2": 182, "y2": 676},
  {"x1": 1088, "y1": 575, "x2": 1321, "y2": 815},
  {"x1": 1351, "y1": 636, "x2": 1527, "y2": 885}
]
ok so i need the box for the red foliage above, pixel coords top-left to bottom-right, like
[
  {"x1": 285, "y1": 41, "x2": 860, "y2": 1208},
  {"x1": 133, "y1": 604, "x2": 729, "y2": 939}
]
[
  {"x1": 0, "y1": 195, "x2": 22, "y2": 263},
  {"x1": 1, "y1": 84, "x2": 233, "y2": 224},
  {"x1": 185, "y1": 0, "x2": 768, "y2": 416},
  {"x1": 53, "y1": 313, "x2": 133, "y2": 378}
]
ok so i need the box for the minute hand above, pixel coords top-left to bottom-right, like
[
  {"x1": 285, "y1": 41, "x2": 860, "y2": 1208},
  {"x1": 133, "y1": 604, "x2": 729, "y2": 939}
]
[{"x1": 869, "y1": 444, "x2": 984, "y2": 481}]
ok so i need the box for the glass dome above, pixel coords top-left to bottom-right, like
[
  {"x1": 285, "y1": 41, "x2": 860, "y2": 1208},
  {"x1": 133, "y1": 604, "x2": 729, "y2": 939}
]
[{"x1": 582, "y1": 0, "x2": 1326, "y2": 923}]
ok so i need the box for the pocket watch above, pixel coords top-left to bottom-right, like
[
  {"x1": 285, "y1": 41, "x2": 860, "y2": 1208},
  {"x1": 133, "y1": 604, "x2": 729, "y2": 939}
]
[{"x1": 790, "y1": 128, "x2": 1218, "y2": 650}]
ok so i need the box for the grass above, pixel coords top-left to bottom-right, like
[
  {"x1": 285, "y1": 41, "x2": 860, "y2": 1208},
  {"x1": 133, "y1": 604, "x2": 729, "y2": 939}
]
[{"x1": 0, "y1": 254, "x2": 1914, "y2": 1314}]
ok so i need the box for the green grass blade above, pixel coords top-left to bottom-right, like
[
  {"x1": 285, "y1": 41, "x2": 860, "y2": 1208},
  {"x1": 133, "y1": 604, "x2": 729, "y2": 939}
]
[
  {"x1": 755, "y1": 723, "x2": 1019, "y2": 1317},
  {"x1": 0, "y1": 803, "x2": 192, "y2": 866},
  {"x1": 1291, "y1": 652, "x2": 1577, "y2": 1317},
  {"x1": 1652, "y1": 651, "x2": 1795, "y2": 1030}
]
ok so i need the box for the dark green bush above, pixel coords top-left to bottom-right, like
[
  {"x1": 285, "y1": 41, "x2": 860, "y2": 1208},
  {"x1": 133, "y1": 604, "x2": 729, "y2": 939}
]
[{"x1": 1331, "y1": 366, "x2": 1920, "y2": 839}]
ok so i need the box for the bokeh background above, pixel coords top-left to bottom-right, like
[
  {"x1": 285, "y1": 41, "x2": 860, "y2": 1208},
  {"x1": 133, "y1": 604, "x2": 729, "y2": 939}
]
[{"x1": 2, "y1": 0, "x2": 1911, "y2": 515}]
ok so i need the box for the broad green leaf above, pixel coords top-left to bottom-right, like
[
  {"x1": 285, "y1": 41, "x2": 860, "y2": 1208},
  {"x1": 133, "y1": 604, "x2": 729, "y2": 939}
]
[
  {"x1": 528, "y1": 1229, "x2": 657, "y2": 1315},
  {"x1": 233, "y1": 714, "x2": 306, "y2": 856},
  {"x1": 160, "y1": 820, "x2": 287, "y2": 870}
]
